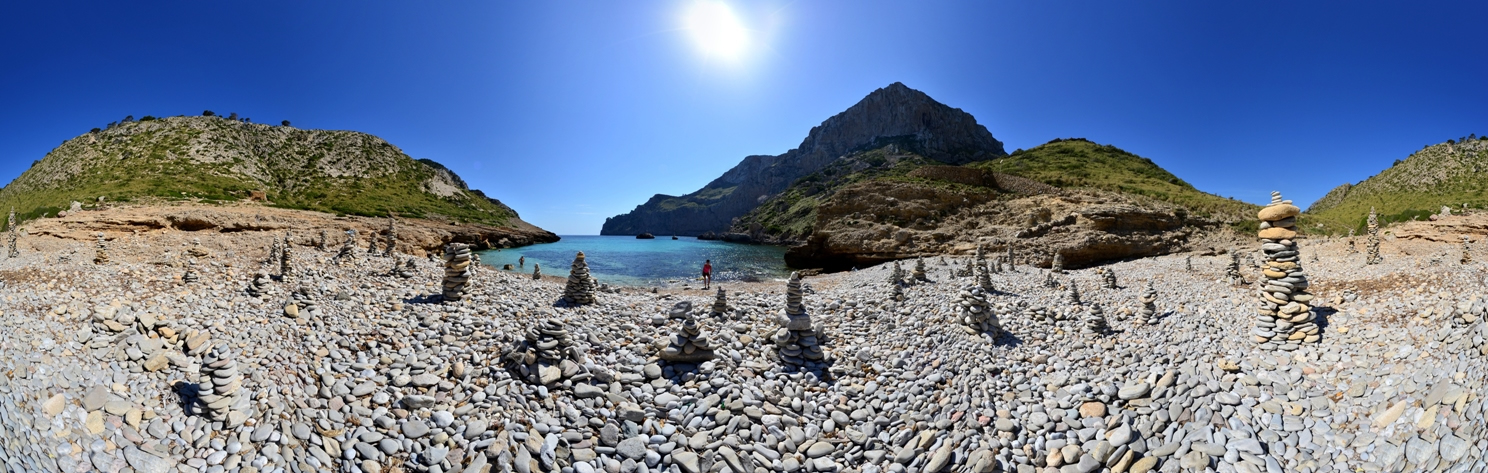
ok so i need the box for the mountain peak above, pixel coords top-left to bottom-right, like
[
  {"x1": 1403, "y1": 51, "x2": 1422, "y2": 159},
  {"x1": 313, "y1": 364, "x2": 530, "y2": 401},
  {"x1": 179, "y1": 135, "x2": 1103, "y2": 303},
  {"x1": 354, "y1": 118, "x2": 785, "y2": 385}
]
[{"x1": 797, "y1": 83, "x2": 1004, "y2": 165}]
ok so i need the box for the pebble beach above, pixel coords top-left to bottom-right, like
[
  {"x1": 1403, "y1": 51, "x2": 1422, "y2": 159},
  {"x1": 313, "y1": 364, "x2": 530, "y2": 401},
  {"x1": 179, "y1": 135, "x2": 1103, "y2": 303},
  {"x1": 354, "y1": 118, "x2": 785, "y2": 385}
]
[{"x1": 1, "y1": 222, "x2": 1486, "y2": 473}]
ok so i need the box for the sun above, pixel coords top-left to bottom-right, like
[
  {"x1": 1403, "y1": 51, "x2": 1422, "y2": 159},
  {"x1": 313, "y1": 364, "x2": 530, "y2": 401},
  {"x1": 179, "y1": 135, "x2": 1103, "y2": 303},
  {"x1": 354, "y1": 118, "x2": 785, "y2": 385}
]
[{"x1": 684, "y1": 1, "x2": 748, "y2": 60}]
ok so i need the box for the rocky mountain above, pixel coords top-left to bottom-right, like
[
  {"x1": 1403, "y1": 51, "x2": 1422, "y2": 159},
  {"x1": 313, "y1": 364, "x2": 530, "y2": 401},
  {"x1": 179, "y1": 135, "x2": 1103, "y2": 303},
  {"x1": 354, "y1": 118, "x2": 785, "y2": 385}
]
[
  {"x1": 773, "y1": 138, "x2": 1259, "y2": 270},
  {"x1": 1306, "y1": 136, "x2": 1488, "y2": 233},
  {"x1": 0, "y1": 115, "x2": 556, "y2": 244},
  {"x1": 601, "y1": 82, "x2": 1007, "y2": 236}
]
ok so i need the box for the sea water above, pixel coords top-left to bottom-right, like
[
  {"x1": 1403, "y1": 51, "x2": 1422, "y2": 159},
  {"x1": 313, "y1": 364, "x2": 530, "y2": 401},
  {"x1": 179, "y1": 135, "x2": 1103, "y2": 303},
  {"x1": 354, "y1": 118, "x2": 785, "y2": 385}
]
[{"x1": 476, "y1": 235, "x2": 791, "y2": 286}]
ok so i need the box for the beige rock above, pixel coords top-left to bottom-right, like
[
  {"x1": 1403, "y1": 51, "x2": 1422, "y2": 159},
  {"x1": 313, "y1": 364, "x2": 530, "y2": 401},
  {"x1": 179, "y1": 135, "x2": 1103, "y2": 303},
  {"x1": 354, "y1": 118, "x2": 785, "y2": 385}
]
[
  {"x1": 43, "y1": 393, "x2": 66, "y2": 417},
  {"x1": 1258, "y1": 227, "x2": 1297, "y2": 240},
  {"x1": 1257, "y1": 204, "x2": 1300, "y2": 221},
  {"x1": 1372, "y1": 400, "x2": 1409, "y2": 428},
  {"x1": 1079, "y1": 401, "x2": 1106, "y2": 418}
]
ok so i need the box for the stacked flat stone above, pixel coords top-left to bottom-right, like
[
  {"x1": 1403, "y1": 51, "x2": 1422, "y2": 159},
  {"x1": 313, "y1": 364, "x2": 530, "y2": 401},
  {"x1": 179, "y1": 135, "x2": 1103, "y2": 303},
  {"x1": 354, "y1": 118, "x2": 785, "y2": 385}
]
[
  {"x1": 268, "y1": 237, "x2": 281, "y2": 267},
  {"x1": 1185, "y1": 255, "x2": 1194, "y2": 272},
  {"x1": 889, "y1": 282, "x2": 905, "y2": 302},
  {"x1": 289, "y1": 286, "x2": 321, "y2": 318},
  {"x1": 974, "y1": 244, "x2": 986, "y2": 268},
  {"x1": 5, "y1": 208, "x2": 16, "y2": 259},
  {"x1": 1462, "y1": 237, "x2": 1473, "y2": 265},
  {"x1": 1366, "y1": 207, "x2": 1382, "y2": 264},
  {"x1": 1139, "y1": 281, "x2": 1158, "y2": 325},
  {"x1": 93, "y1": 233, "x2": 109, "y2": 264},
  {"x1": 562, "y1": 252, "x2": 597, "y2": 305},
  {"x1": 396, "y1": 258, "x2": 418, "y2": 279},
  {"x1": 1225, "y1": 252, "x2": 1244, "y2": 284},
  {"x1": 181, "y1": 260, "x2": 199, "y2": 284},
  {"x1": 247, "y1": 272, "x2": 271, "y2": 297},
  {"x1": 1027, "y1": 305, "x2": 1053, "y2": 323},
  {"x1": 503, "y1": 318, "x2": 583, "y2": 385},
  {"x1": 367, "y1": 232, "x2": 379, "y2": 255},
  {"x1": 1082, "y1": 303, "x2": 1110, "y2": 335},
  {"x1": 1066, "y1": 282, "x2": 1082, "y2": 306},
  {"x1": 1043, "y1": 273, "x2": 1058, "y2": 288},
  {"x1": 975, "y1": 259, "x2": 995, "y2": 293},
  {"x1": 773, "y1": 272, "x2": 825, "y2": 367},
  {"x1": 334, "y1": 229, "x2": 357, "y2": 264},
  {"x1": 318, "y1": 229, "x2": 328, "y2": 251},
  {"x1": 187, "y1": 238, "x2": 209, "y2": 258},
  {"x1": 279, "y1": 235, "x2": 293, "y2": 278},
  {"x1": 938, "y1": 256, "x2": 947, "y2": 265},
  {"x1": 442, "y1": 243, "x2": 473, "y2": 302},
  {"x1": 384, "y1": 218, "x2": 398, "y2": 257},
  {"x1": 1346, "y1": 229, "x2": 1357, "y2": 253},
  {"x1": 198, "y1": 345, "x2": 246, "y2": 427},
  {"x1": 532, "y1": 263, "x2": 542, "y2": 280},
  {"x1": 955, "y1": 285, "x2": 1002, "y2": 337},
  {"x1": 1101, "y1": 268, "x2": 1117, "y2": 289},
  {"x1": 1255, "y1": 191, "x2": 1321, "y2": 349},
  {"x1": 912, "y1": 257, "x2": 927, "y2": 281},
  {"x1": 710, "y1": 287, "x2": 729, "y2": 317},
  {"x1": 1051, "y1": 252, "x2": 1065, "y2": 274},
  {"x1": 889, "y1": 261, "x2": 905, "y2": 285},
  {"x1": 660, "y1": 316, "x2": 716, "y2": 363},
  {"x1": 1006, "y1": 246, "x2": 1015, "y2": 270}
]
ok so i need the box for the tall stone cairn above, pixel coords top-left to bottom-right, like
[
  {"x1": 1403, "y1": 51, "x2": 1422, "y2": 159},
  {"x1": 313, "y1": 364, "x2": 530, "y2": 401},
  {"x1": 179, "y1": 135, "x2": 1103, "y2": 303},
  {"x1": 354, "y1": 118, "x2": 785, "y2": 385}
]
[
  {"x1": 889, "y1": 261, "x2": 905, "y2": 285},
  {"x1": 198, "y1": 345, "x2": 247, "y2": 427},
  {"x1": 384, "y1": 218, "x2": 398, "y2": 257},
  {"x1": 182, "y1": 259, "x2": 200, "y2": 284},
  {"x1": 1255, "y1": 191, "x2": 1321, "y2": 349},
  {"x1": 318, "y1": 230, "x2": 328, "y2": 251},
  {"x1": 532, "y1": 263, "x2": 542, "y2": 280},
  {"x1": 955, "y1": 285, "x2": 1002, "y2": 337},
  {"x1": 247, "y1": 272, "x2": 271, "y2": 297},
  {"x1": 279, "y1": 234, "x2": 293, "y2": 278},
  {"x1": 367, "y1": 231, "x2": 379, "y2": 255},
  {"x1": 660, "y1": 315, "x2": 716, "y2": 363},
  {"x1": 1082, "y1": 303, "x2": 1110, "y2": 335},
  {"x1": 334, "y1": 229, "x2": 357, "y2": 263},
  {"x1": 1461, "y1": 237, "x2": 1473, "y2": 265},
  {"x1": 562, "y1": 252, "x2": 597, "y2": 305},
  {"x1": 93, "y1": 233, "x2": 109, "y2": 265},
  {"x1": 1006, "y1": 246, "x2": 1015, "y2": 270},
  {"x1": 6, "y1": 208, "x2": 17, "y2": 258},
  {"x1": 1366, "y1": 207, "x2": 1382, "y2": 265},
  {"x1": 710, "y1": 287, "x2": 729, "y2": 317},
  {"x1": 1346, "y1": 229, "x2": 1357, "y2": 253},
  {"x1": 1051, "y1": 252, "x2": 1065, "y2": 274},
  {"x1": 1184, "y1": 255, "x2": 1193, "y2": 272},
  {"x1": 442, "y1": 243, "x2": 473, "y2": 302},
  {"x1": 268, "y1": 237, "x2": 282, "y2": 267},
  {"x1": 1225, "y1": 252, "x2": 1245, "y2": 284},
  {"x1": 1101, "y1": 268, "x2": 1117, "y2": 289},
  {"x1": 773, "y1": 272, "x2": 825, "y2": 367},
  {"x1": 912, "y1": 257, "x2": 928, "y2": 281},
  {"x1": 1139, "y1": 281, "x2": 1159, "y2": 325},
  {"x1": 975, "y1": 258, "x2": 995, "y2": 293}
]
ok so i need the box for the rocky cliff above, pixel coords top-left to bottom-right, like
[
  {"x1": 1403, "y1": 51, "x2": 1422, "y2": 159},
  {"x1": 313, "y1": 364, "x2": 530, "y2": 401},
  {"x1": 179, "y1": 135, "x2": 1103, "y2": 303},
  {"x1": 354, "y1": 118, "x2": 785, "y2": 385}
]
[
  {"x1": 601, "y1": 82, "x2": 1007, "y2": 236},
  {"x1": 0, "y1": 115, "x2": 556, "y2": 244},
  {"x1": 1305, "y1": 136, "x2": 1488, "y2": 233}
]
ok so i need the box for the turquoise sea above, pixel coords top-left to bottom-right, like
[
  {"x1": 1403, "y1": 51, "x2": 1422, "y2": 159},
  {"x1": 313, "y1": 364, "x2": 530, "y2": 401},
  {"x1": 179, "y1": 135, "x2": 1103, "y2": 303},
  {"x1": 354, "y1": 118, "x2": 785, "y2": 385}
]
[{"x1": 476, "y1": 235, "x2": 791, "y2": 286}]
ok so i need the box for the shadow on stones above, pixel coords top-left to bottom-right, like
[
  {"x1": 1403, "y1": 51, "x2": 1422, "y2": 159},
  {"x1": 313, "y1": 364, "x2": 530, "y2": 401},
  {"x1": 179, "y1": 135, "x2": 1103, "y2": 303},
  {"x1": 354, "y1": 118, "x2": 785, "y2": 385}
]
[
  {"x1": 403, "y1": 294, "x2": 442, "y2": 305},
  {"x1": 1314, "y1": 306, "x2": 1335, "y2": 334},
  {"x1": 993, "y1": 331, "x2": 1024, "y2": 348},
  {"x1": 173, "y1": 381, "x2": 202, "y2": 416}
]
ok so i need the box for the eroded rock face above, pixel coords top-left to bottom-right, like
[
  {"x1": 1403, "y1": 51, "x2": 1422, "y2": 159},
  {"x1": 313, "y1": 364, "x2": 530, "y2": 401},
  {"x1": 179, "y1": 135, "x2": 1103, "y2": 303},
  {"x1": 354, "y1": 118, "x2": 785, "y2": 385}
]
[{"x1": 786, "y1": 187, "x2": 1211, "y2": 271}]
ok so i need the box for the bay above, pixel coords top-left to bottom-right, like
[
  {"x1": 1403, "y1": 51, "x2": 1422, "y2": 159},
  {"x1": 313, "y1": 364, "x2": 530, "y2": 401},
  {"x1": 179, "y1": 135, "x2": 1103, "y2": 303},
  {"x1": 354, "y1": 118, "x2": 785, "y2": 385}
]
[{"x1": 477, "y1": 235, "x2": 791, "y2": 286}]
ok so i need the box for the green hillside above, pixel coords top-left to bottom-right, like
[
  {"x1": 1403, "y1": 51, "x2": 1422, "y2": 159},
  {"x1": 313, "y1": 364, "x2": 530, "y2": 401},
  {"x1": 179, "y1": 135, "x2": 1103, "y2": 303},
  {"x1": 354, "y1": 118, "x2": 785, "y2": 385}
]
[
  {"x1": 0, "y1": 115, "x2": 519, "y2": 228},
  {"x1": 1305, "y1": 137, "x2": 1488, "y2": 234}
]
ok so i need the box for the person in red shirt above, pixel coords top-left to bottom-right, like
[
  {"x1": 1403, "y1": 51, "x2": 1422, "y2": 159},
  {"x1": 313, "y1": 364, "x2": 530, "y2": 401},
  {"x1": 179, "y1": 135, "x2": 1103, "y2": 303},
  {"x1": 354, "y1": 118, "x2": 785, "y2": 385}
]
[{"x1": 702, "y1": 259, "x2": 712, "y2": 288}]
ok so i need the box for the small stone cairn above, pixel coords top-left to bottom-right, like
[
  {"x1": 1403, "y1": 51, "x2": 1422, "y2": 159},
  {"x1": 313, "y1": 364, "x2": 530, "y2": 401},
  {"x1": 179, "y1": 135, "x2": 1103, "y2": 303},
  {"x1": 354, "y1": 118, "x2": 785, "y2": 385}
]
[
  {"x1": 1066, "y1": 281, "x2": 1082, "y2": 306},
  {"x1": 1255, "y1": 191, "x2": 1321, "y2": 349},
  {"x1": 93, "y1": 233, "x2": 109, "y2": 264},
  {"x1": 889, "y1": 260, "x2": 905, "y2": 285},
  {"x1": 1185, "y1": 255, "x2": 1193, "y2": 272},
  {"x1": 773, "y1": 272, "x2": 825, "y2": 367},
  {"x1": 1043, "y1": 273, "x2": 1058, "y2": 288},
  {"x1": 889, "y1": 281, "x2": 905, "y2": 302},
  {"x1": 710, "y1": 287, "x2": 729, "y2": 317},
  {"x1": 1051, "y1": 252, "x2": 1065, "y2": 274},
  {"x1": 247, "y1": 272, "x2": 271, "y2": 297},
  {"x1": 1346, "y1": 229, "x2": 1357, "y2": 253},
  {"x1": 286, "y1": 286, "x2": 320, "y2": 318},
  {"x1": 383, "y1": 218, "x2": 398, "y2": 257},
  {"x1": 317, "y1": 229, "x2": 328, "y2": 251},
  {"x1": 1006, "y1": 246, "x2": 1015, "y2": 270},
  {"x1": 198, "y1": 345, "x2": 247, "y2": 427},
  {"x1": 395, "y1": 258, "x2": 418, "y2": 279},
  {"x1": 532, "y1": 263, "x2": 542, "y2": 280},
  {"x1": 1139, "y1": 281, "x2": 1158, "y2": 325},
  {"x1": 1082, "y1": 303, "x2": 1110, "y2": 335},
  {"x1": 975, "y1": 258, "x2": 995, "y2": 293},
  {"x1": 1366, "y1": 207, "x2": 1382, "y2": 265},
  {"x1": 268, "y1": 237, "x2": 281, "y2": 267},
  {"x1": 912, "y1": 257, "x2": 927, "y2": 281},
  {"x1": 334, "y1": 229, "x2": 357, "y2": 263},
  {"x1": 955, "y1": 285, "x2": 1002, "y2": 337},
  {"x1": 1225, "y1": 252, "x2": 1245, "y2": 284},
  {"x1": 1100, "y1": 268, "x2": 1117, "y2": 289},
  {"x1": 279, "y1": 234, "x2": 293, "y2": 278},
  {"x1": 561, "y1": 252, "x2": 598, "y2": 305},
  {"x1": 1462, "y1": 237, "x2": 1473, "y2": 265},
  {"x1": 442, "y1": 243, "x2": 473, "y2": 302},
  {"x1": 181, "y1": 259, "x2": 200, "y2": 284},
  {"x1": 504, "y1": 318, "x2": 584, "y2": 385},
  {"x1": 660, "y1": 316, "x2": 716, "y2": 363}
]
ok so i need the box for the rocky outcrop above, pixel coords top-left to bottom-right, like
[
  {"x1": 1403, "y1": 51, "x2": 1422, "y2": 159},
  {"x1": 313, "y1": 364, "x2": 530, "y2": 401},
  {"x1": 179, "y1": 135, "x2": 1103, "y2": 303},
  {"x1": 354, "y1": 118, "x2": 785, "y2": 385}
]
[
  {"x1": 785, "y1": 182, "x2": 1216, "y2": 271},
  {"x1": 602, "y1": 82, "x2": 1006, "y2": 236}
]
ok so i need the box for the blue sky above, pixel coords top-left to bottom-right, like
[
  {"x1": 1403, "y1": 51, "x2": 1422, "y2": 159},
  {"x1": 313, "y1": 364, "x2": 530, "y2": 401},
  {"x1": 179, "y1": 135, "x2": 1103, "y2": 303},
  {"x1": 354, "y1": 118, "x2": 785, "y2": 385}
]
[{"x1": 2, "y1": 1, "x2": 1485, "y2": 234}]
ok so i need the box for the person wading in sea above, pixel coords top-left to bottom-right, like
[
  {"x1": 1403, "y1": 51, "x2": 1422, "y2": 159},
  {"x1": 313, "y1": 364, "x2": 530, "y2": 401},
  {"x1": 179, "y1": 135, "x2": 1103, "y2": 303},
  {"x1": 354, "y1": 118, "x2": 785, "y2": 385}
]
[
  {"x1": 702, "y1": 259, "x2": 713, "y2": 289},
  {"x1": 519, "y1": 256, "x2": 525, "y2": 268}
]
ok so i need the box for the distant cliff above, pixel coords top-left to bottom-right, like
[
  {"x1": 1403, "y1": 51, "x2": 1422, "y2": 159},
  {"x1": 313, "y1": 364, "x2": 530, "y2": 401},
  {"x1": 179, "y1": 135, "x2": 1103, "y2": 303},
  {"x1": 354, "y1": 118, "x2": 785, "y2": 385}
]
[
  {"x1": 1305, "y1": 137, "x2": 1488, "y2": 233},
  {"x1": 601, "y1": 82, "x2": 1007, "y2": 236}
]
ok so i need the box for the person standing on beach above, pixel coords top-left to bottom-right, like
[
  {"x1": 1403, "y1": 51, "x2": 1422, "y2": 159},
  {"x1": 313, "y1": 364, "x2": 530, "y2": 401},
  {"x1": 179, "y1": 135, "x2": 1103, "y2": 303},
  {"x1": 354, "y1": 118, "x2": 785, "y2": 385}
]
[
  {"x1": 702, "y1": 259, "x2": 713, "y2": 288},
  {"x1": 519, "y1": 256, "x2": 525, "y2": 268}
]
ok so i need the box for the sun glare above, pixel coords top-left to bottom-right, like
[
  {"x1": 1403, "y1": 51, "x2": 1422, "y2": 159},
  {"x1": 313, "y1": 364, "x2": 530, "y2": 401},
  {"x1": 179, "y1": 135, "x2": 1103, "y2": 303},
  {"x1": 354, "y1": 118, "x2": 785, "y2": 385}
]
[{"x1": 685, "y1": 1, "x2": 748, "y2": 60}]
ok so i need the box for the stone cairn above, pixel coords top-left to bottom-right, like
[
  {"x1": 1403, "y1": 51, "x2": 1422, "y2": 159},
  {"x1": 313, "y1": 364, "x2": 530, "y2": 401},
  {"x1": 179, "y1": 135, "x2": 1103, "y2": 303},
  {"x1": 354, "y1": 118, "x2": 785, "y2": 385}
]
[
  {"x1": 198, "y1": 345, "x2": 246, "y2": 427},
  {"x1": 1185, "y1": 255, "x2": 1193, "y2": 272},
  {"x1": 247, "y1": 272, "x2": 271, "y2": 297},
  {"x1": 181, "y1": 259, "x2": 200, "y2": 284},
  {"x1": 1366, "y1": 207, "x2": 1382, "y2": 265},
  {"x1": 1450, "y1": 298, "x2": 1488, "y2": 357},
  {"x1": 532, "y1": 263, "x2": 542, "y2": 280},
  {"x1": 1082, "y1": 303, "x2": 1110, "y2": 335},
  {"x1": 93, "y1": 233, "x2": 109, "y2": 264},
  {"x1": 384, "y1": 218, "x2": 398, "y2": 257},
  {"x1": 367, "y1": 231, "x2": 379, "y2": 255},
  {"x1": 334, "y1": 230, "x2": 357, "y2": 263},
  {"x1": 286, "y1": 286, "x2": 320, "y2": 318},
  {"x1": 268, "y1": 237, "x2": 282, "y2": 267},
  {"x1": 279, "y1": 234, "x2": 293, "y2": 278},
  {"x1": 503, "y1": 318, "x2": 584, "y2": 385},
  {"x1": 1346, "y1": 229, "x2": 1357, "y2": 253},
  {"x1": 955, "y1": 285, "x2": 1002, "y2": 337},
  {"x1": 1006, "y1": 246, "x2": 1015, "y2": 270},
  {"x1": 1255, "y1": 191, "x2": 1321, "y2": 349},
  {"x1": 890, "y1": 260, "x2": 905, "y2": 285},
  {"x1": 912, "y1": 257, "x2": 928, "y2": 281},
  {"x1": 317, "y1": 229, "x2": 329, "y2": 251},
  {"x1": 1100, "y1": 268, "x2": 1117, "y2": 289},
  {"x1": 1139, "y1": 281, "x2": 1159, "y2": 325},
  {"x1": 1462, "y1": 237, "x2": 1473, "y2": 265},
  {"x1": 395, "y1": 258, "x2": 418, "y2": 279},
  {"x1": 1043, "y1": 272, "x2": 1058, "y2": 288},
  {"x1": 442, "y1": 243, "x2": 473, "y2": 302},
  {"x1": 660, "y1": 315, "x2": 716, "y2": 363},
  {"x1": 1066, "y1": 281, "x2": 1082, "y2": 306},
  {"x1": 1225, "y1": 252, "x2": 1245, "y2": 284},
  {"x1": 710, "y1": 287, "x2": 729, "y2": 317},
  {"x1": 773, "y1": 272, "x2": 825, "y2": 367},
  {"x1": 562, "y1": 252, "x2": 598, "y2": 305},
  {"x1": 974, "y1": 258, "x2": 995, "y2": 293},
  {"x1": 1051, "y1": 252, "x2": 1065, "y2": 274},
  {"x1": 957, "y1": 258, "x2": 975, "y2": 278},
  {"x1": 6, "y1": 210, "x2": 17, "y2": 258}
]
